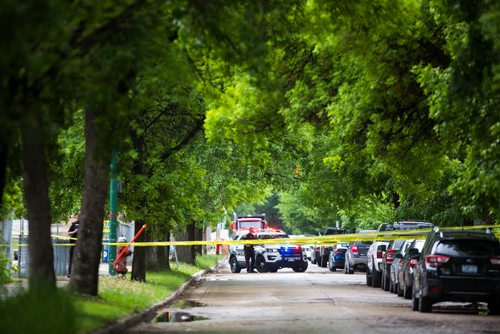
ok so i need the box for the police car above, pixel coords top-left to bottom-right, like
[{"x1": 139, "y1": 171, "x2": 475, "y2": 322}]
[{"x1": 228, "y1": 229, "x2": 308, "y2": 273}]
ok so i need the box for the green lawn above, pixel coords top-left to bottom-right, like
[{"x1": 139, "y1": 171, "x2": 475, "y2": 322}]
[{"x1": 0, "y1": 255, "x2": 222, "y2": 334}]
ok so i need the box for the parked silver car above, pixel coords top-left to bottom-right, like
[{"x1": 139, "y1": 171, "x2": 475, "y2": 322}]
[
  {"x1": 344, "y1": 241, "x2": 372, "y2": 274},
  {"x1": 389, "y1": 239, "x2": 415, "y2": 294}
]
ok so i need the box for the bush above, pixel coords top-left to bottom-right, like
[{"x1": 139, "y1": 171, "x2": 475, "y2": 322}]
[
  {"x1": 0, "y1": 251, "x2": 12, "y2": 284},
  {"x1": 0, "y1": 288, "x2": 77, "y2": 334}
]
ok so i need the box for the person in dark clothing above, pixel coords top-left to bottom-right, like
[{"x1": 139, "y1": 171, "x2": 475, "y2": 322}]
[
  {"x1": 67, "y1": 213, "x2": 80, "y2": 277},
  {"x1": 242, "y1": 228, "x2": 257, "y2": 273}
]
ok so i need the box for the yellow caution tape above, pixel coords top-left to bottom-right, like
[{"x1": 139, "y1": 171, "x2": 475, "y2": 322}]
[{"x1": 7, "y1": 225, "x2": 498, "y2": 247}]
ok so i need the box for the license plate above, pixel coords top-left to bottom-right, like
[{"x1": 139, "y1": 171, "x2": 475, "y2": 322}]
[
  {"x1": 286, "y1": 258, "x2": 295, "y2": 262},
  {"x1": 461, "y1": 264, "x2": 477, "y2": 273}
]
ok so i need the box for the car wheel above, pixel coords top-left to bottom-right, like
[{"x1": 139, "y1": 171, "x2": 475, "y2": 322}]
[
  {"x1": 293, "y1": 262, "x2": 308, "y2": 272},
  {"x1": 321, "y1": 255, "x2": 328, "y2": 268},
  {"x1": 328, "y1": 259, "x2": 335, "y2": 272},
  {"x1": 403, "y1": 283, "x2": 412, "y2": 300},
  {"x1": 383, "y1": 272, "x2": 390, "y2": 291},
  {"x1": 411, "y1": 293, "x2": 419, "y2": 311},
  {"x1": 419, "y1": 295, "x2": 432, "y2": 313},
  {"x1": 366, "y1": 268, "x2": 372, "y2": 286},
  {"x1": 372, "y1": 270, "x2": 381, "y2": 288},
  {"x1": 229, "y1": 256, "x2": 241, "y2": 273},
  {"x1": 397, "y1": 283, "x2": 404, "y2": 297},
  {"x1": 488, "y1": 300, "x2": 500, "y2": 315},
  {"x1": 255, "y1": 255, "x2": 268, "y2": 273}
]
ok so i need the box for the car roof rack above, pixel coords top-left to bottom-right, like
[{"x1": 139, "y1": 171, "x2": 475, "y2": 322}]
[{"x1": 437, "y1": 229, "x2": 497, "y2": 240}]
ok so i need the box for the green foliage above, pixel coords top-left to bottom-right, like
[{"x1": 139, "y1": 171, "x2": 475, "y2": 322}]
[
  {"x1": 0, "y1": 288, "x2": 77, "y2": 334},
  {"x1": 0, "y1": 256, "x2": 219, "y2": 333},
  {"x1": 200, "y1": 0, "x2": 499, "y2": 230},
  {"x1": 2, "y1": 1, "x2": 499, "y2": 291},
  {"x1": 0, "y1": 251, "x2": 12, "y2": 284},
  {"x1": 195, "y1": 254, "x2": 223, "y2": 270}
]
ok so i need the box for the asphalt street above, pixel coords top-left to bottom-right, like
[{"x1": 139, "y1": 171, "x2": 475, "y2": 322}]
[{"x1": 125, "y1": 262, "x2": 499, "y2": 334}]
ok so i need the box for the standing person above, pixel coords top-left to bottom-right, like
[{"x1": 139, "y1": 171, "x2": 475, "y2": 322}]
[
  {"x1": 242, "y1": 228, "x2": 257, "y2": 273},
  {"x1": 67, "y1": 213, "x2": 80, "y2": 277}
]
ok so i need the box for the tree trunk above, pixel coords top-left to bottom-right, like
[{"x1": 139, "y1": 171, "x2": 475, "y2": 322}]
[
  {"x1": 195, "y1": 225, "x2": 203, "y2": 257},
  {"x1": 131, "y1": 220, "x2": 147, "y2": 281},
  {"x1": 146, "y1": 230, "x2": 171, "y2": 271},
  {"x1": 69, "y1": 108, "x2": 108, "y2": 296},
  {"x1": 21, "y1": 113, "x2": 56, "y2": 292},
  {"x1": 483, "y1": 213, "x2": 495, "y2": 225},
  {"x1": 176, "y1": 222, "x2": 196, "y2": 265}
]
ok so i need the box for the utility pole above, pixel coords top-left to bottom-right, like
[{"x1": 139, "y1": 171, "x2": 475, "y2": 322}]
[{"x1": 108, "y1": 151, "x2": 118, "y2": 275}]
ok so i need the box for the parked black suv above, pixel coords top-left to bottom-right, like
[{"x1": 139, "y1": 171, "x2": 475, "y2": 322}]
[{"x1": 412, "y1": 227, "x2": 500, "y2": 314}]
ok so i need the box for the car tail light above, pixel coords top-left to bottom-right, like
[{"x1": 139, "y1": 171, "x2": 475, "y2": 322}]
[
  {"x1": 385, "y1": 249, "x2": 396, "y2": 263},
  {"x1": 490, "y1": 257, "x2": 500, "y2": 265},
  {"x1": 377, "y1": 250, "x2": 383, "y2": 258},
  {"x1": 334, "y1": 249, "x2": 343, "y2": 254},
  {"x1": 425, "y1": 255, "x2": 450, "y2": 268},
  {"x1": 429, "y1": 286, "x2": 440, "y2": 295},
  {"x1": 351, "y1": 244, "x2": 358, "y2": 254},
  {"x1": 409, "y1": 258, "x2": 418, "y2": 268}
]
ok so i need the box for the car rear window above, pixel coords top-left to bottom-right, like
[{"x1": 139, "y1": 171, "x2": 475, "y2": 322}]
[
  {"x1": 355, "y1": 241, "x2": 373, "y2": 246},
  {"x1": 435, "y1": 239, "x2": 500, "y2": 257}
]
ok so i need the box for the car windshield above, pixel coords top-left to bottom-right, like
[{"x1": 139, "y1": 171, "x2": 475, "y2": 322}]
[
  {"x1": 239, "y1": 221, "x2": 261, "y2": 228},
  {"x1": 390, "y1": 239, "x2": 405, "y2": 249},
  {"x1": 436, "y1": 239, "x2": 500, "y2": 257},
  {"x1": 356, "y1": 241, "x2": 373, "y2": 246}
]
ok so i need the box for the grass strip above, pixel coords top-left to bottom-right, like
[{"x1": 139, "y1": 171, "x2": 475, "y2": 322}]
[{"x1": 0, "y1": 254, "x2": 222, "y2": 334}]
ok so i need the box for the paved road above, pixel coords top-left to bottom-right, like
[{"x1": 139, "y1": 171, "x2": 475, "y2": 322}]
[{"x1": 126, "y1": 262, "x2": 499, "y2": 334}]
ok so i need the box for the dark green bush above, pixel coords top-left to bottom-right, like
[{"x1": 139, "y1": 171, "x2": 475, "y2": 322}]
[{"x1": 0, "y1": 288, "x2": 77, "y2": 334}]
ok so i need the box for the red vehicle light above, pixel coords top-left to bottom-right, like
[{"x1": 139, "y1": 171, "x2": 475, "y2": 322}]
[
  {"x1": 409, "y1": 258, "x2": 418, "y2": 268},
  {"x1": 425, "y1": 255, "x2": 450, "y2": 268},
  {"x1": 385, "y1": 249, "x2": 396, "y2": 263},
  {"x1": 429, "y1": 286, "x2": 440, "y2": 295},
  {"x1": 491, "y1": 257, "x2": 500, "y2": 265},
  {"x1": 334, "y1": 249, "x2": 343, "y2": 254},
  {"x1": 377, "y1": 250, "x2": 383, "y2": 259},
  {"x1": 351, "y1": 244, "x2": 358, "y2": 254}
]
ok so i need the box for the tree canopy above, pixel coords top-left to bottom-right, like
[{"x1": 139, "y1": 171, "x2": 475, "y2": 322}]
[{"x1": 1, "y1": 0, "x2": 498, "y2": 294}]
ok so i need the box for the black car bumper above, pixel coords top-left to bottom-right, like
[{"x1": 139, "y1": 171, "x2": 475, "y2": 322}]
[{"x1": 426, "y1": 276, "x2": 500, "y2": 302}]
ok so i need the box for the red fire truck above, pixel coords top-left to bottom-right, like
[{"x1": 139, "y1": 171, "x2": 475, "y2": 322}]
[{"x1": 230, "y1": 214, "x2": 268, "y2": 232}]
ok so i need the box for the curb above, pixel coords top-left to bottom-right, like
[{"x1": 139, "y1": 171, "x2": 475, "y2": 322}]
[{"x1": 91, "y1": 261, "x2": 225, "y2": 334}]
